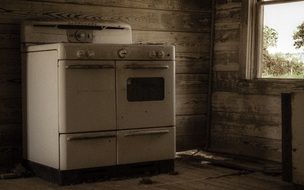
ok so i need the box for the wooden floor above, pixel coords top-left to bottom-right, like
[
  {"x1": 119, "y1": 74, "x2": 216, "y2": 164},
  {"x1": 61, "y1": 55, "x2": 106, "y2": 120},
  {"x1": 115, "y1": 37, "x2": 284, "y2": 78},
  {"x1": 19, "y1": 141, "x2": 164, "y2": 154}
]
[{"x1": 0, "y1": 159, "x2": 294, "y2": 190}]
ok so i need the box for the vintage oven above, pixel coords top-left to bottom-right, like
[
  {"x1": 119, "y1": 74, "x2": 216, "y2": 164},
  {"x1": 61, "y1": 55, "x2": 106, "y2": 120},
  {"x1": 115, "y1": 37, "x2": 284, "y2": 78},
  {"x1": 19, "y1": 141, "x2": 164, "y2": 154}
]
[{"x1": 21, "y1": 22, "x2": 175, "y2": 184}]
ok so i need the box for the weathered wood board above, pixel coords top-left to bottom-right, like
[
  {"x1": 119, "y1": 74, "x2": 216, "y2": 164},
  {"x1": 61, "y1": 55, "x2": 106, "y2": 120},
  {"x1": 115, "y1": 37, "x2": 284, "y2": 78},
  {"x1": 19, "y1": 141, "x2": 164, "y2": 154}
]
[
  {"x1": 291, "y1": 93, "x2": 304, "y2": 185},
  {"x1": 26, "y1": 0, "x2": 212, "y2": 12},
  {"x1": 0, "y1": 0, "x2": 211, "y2": 32}
]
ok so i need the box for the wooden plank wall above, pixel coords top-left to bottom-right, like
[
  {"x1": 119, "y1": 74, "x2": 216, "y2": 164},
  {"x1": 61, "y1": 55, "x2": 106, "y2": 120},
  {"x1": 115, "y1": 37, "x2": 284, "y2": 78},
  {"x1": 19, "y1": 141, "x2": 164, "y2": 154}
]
[
  {"x1": 0, "y1": 0, "x2": 212, "y2": 167},
  {"x1": 210, "y1": 0, "x2": 304, "y2": 162},
  {"x1": 0, "y1": 23, "x2": 21, "y2": 168}
]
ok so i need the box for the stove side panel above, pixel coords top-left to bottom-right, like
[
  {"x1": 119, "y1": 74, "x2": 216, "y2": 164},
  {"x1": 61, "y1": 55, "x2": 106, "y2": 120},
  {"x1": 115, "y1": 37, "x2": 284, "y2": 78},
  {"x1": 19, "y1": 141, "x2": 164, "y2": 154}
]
[{"x1": 25, "y1": 50, "x2": 59, "y2": 169}]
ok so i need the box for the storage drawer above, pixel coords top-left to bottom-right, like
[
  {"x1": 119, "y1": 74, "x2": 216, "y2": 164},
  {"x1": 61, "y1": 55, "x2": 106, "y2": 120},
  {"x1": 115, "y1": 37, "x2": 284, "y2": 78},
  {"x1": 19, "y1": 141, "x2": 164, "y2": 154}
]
[
  {"x1": 59, "y1": 131, "x2": 116, "y2": 170},
  {"x1": 117, "y1": 127, "x2": 175, "y2": 165}
]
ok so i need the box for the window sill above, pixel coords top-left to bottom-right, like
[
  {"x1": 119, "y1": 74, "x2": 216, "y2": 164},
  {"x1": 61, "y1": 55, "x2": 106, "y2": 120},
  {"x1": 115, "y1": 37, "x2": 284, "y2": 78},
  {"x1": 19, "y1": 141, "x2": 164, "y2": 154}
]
[
  {"x1": 240, "y1": 77, "x2": 304, "y2": 87},
  {"x1": 254, "y1": 78, "x2": 304, "y2": 83}
]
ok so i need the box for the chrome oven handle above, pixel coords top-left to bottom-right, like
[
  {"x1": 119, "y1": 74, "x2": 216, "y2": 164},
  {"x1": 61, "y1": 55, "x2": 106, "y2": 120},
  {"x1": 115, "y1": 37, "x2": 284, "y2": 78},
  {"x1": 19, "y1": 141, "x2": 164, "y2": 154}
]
[
  {"x1": 67, "y1": 134, "x2": 116, "y2": 141},
  {"x1": 124, "y1": 65, "x2": 169, "y2": 70},
  {"x1": 65, "y1": 65, "x2": 114, "y2": 69},
  {"x1": 124, "y1": 129, "x2": 169, "y2": 137}
]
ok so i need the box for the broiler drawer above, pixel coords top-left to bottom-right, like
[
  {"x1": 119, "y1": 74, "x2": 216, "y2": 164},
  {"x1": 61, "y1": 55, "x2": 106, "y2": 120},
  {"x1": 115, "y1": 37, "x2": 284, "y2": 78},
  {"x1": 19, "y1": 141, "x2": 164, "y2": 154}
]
[
  {"x1": 117, "y1": 127, "x2": 175, "y2": 165},
  {"x1": 59, "y1": 131, "x2": 116, "y2": 170}
]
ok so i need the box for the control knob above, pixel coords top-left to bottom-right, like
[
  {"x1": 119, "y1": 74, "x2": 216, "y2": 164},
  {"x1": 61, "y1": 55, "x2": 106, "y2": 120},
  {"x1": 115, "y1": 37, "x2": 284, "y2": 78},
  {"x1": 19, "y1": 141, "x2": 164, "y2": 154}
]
[
  {"x1": 118, "y1": 48, "x2": 128, "y2": 58},
  {"x1": 77, "y1": 50, "x2": 86, "y2": 58},
  {"x1": 156, "y1": 50, "x2": 165, "y2": 58},
  {"x1": 87, "y1": 50, "x2": 95, "y2": 58},
  {"x1": 149, "y1": 50, "x2": 156, "y2": 58},
  {"x1": 75, "y1": 31, "x2": 87, "y2": 42}
]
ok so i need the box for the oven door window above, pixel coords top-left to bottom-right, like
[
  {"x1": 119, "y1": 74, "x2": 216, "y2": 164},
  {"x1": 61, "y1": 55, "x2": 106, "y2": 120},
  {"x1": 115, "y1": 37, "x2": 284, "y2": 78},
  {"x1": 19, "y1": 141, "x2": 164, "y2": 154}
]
[{"x1": 127, "y1": 77, "x2": 164, "y2": 102}]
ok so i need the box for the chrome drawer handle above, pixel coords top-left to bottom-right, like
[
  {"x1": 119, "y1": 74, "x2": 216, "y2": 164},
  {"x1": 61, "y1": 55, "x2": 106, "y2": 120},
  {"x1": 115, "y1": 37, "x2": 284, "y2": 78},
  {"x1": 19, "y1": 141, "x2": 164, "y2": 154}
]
[
  {"x1": 124, "y1": 129, "x2": 169, "y2": 137},
  {"x1": 124, "y1": 65, "x2": 169, "y2": 70},
  {"x1": 65, "y1": 65, "x2": 114, "y2": 69},
  {"x1": 67, "y1": 134, "x2": 116, "y2": 141}
]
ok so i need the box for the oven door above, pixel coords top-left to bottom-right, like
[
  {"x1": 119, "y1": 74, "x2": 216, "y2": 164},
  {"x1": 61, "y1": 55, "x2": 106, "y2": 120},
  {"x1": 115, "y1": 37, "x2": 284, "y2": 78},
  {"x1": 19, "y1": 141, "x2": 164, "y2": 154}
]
[
  {"x1": 116, "y1": 61, "x2": 175, "y2": 130},
  {"x1": 58, "y1": 60, "x2": 116, "y2": 133}
]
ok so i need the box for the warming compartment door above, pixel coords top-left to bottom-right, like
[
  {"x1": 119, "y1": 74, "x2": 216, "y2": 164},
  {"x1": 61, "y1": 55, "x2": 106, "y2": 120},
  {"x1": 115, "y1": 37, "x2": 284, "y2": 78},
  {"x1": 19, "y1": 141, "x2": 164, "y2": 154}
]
[
  {"x1": 59, "y1": 131, "x2": 116, "y2": 170},
  {"x1": 58, "y1": 60, "x2": 116, "y2": 133},
  {"x1": 116, "y1": 61, "x2": 175, "y2": 130},
  {"x1": 117, "y1": 127, "x2": 175, "y2": 165}
]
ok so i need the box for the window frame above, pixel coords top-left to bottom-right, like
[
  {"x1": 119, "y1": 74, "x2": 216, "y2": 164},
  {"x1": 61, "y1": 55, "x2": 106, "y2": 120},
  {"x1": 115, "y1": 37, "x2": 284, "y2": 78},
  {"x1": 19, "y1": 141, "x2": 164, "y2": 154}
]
[{"x1": 241, "y1": 0, "x2": 304, "y2": 80}]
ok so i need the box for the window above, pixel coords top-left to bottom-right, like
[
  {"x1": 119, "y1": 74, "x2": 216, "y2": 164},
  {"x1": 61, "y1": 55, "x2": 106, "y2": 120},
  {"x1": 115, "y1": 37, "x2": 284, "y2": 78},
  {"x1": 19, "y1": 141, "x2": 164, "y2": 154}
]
[
  {"x1": 126, "y1": 77, "x2": 165, "y2": 102},
  {"x1": 242, "y1": 0, "x2": 304, "y2": 79}
]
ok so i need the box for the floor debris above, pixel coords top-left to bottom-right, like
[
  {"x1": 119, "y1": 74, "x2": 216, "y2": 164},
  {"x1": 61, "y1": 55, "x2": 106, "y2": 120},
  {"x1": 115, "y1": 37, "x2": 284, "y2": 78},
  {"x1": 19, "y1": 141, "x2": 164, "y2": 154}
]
[
  {"x1": 177, "y1": 149, "x2": 282, "y2": 175},
  {"x1": 139, "y1": 177, "x2": 157, "y2": 185}
]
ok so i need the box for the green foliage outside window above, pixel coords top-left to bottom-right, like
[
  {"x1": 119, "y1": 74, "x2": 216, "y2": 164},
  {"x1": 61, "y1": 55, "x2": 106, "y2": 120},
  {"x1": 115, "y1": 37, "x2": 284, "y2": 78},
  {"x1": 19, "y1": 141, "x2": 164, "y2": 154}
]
[
  {"x1": 262, "y1": 24, "x2": 304, "y2": 78},
  {"x1": 293, "y1": 22, "x2": 304, "y2": 50}
]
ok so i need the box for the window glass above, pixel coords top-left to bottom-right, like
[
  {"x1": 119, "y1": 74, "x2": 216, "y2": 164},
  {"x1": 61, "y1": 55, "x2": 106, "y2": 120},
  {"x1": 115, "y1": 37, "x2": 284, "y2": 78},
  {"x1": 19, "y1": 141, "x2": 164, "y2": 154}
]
[
  {"x1": 260, "y1": 1, "x2": 304, "y2": 78},
  {"x1": 127, "y1": 77, "x2": 165, "y2": 102}
]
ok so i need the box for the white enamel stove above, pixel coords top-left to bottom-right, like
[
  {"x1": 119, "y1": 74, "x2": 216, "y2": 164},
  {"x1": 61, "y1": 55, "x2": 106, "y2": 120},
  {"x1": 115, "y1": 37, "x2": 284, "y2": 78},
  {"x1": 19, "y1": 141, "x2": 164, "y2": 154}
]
[{"x1": 21, "y1": 21, "x2": 175, "y2": 175}]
